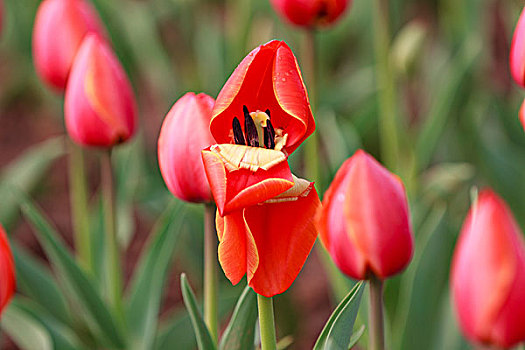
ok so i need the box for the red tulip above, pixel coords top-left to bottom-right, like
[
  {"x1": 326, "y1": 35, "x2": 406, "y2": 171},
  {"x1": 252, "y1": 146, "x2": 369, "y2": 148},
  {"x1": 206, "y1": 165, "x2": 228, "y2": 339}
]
[
  {"x1": 216, "y1": 177, "x2": 320, "y2": 297},
  {"x1": 317, "y1": 150, "x2": 414, "y2": 280},
  {"x1": 158, "y1": 92, "x2": 215, "y2": 203},
  {"x1": 0, "y1": 225, "x2": 15, "y2": 314},
  {"x1": 520, "y1": 98, "x2": 525, "y2": 131},
  {"x1": 270, "y1": 0, "x2": 351, "y2": 28},
  {"x1": 211, "y1": 40, "x2": 315, "y2": 156},
  {"x1": 65, "y1": 33, "x2": 136, "y2": 148},
  {"x1": 451, "y1": 190, "x2": 525, "y2": 349},
  {"x1": 33, "y1": 0, "x2": 105, "y2": 90}
]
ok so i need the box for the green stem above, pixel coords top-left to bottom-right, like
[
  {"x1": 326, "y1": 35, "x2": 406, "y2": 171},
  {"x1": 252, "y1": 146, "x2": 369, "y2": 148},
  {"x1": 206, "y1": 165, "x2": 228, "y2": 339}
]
[
  {"x1": 68, "y1": 142, "x2": 92, "y2": 272},
  {"x1": 369, "y1": 275, "x2": 385, "y2": 350},
  {"x1": 302, "y1": 29, "x2": 320, "y2": 187},
  {"x1": 101, "y1": 150, "x2": 123, "y2": 320},
  {"x1": 204, "y1": 203, "x2": 218, "y2": 343},
  {"x1": 257, "y1": 294, "x2": 277, "y2": 350},
  {"x1": 373, "y1": 0, "x2": 400, "y2": 170}
]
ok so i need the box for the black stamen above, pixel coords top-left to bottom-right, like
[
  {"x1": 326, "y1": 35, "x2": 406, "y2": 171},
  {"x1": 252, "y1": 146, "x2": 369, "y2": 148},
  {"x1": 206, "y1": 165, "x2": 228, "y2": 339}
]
[
  {"x1": 243, "y1": 105, "x2": 259, "y2": 147},
  {"x1": 264, "y1": 119, "x2": 276, "y2": 149},
  {"x1": 232, "y1": 117, "x2": 245, "y2": 145},
  {"x1": 265, "y1": 109, "x2": 271, "y2": 118}
]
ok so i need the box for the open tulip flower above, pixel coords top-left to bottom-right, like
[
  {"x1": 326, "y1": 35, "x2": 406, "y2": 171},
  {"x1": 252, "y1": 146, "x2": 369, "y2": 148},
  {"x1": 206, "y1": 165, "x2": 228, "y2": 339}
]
[
  {"x1": 451, "y1": 190, "x2": 525, "y2": 349},
  {"x1": 202, "y1": 40, "x2": 320, "y2": 297},
  {"x1": 318, "y1": 150, "x2": 414, "y2": 280},
  {"x1": 270, "y1": 0, "x2": 352, "y2": 28},
  {"x1": 65, "y1": 33, "x2": 136, "y2": 148},
  {"x1": 0, "y1": 225, "x2": 15, "y2": 314},
  {"x1": 33, "y1": 0, "x2": 105, "y2": 90},
  {"x1": 511, "y1": 6, "x2": 525, "y2": 89},
  {"x1": 158, "y1": 92, "x2": 215, "y2": 203}
]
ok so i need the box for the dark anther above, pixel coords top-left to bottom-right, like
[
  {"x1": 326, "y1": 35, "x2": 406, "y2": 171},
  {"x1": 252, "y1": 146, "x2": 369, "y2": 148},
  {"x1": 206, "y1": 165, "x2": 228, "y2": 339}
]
[
  {"x1": 232, "y1": 117, "x2": 246, "y2": 145},
  {"x1": 264, "y1": 119, "x2": 276, "y2": 149},
  {"x1": 243, "y1": 105, "x2": 259, "y2": 147}
]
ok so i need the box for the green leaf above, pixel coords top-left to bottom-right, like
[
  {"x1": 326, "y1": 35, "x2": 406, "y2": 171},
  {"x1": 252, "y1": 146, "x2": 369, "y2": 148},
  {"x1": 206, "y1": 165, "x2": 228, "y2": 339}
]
[
  {"x1": 0, "y1": 137, "x2": 65, "y2": 226},
  {"x1": 219, "y1": 286, "x2": 257, "y2": 350},
  {"x1": 21, "y1": 199, "x2": 126, "y2": 349},
  {"x1": 313, "y1": 282, "x2": 365, "y2": 350},
  {"x1": 348, "y1": 325, "x2": 365, "y2": 349},
  {"x1": 11, "y1": 243, "x2": 71, "y2": 325},
  {"x1": 180, "y1": 273, "x2": 217, "y2": 350},
  {"x1": 126, "y1": 202, "x2": 184, "y2": 350},
  {"x1": 1, "y1": 302, "x2": 53, "y2": 350}
]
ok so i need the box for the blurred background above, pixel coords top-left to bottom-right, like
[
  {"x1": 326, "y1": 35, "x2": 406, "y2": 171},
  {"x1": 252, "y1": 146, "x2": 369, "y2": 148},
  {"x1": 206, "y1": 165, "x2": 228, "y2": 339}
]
[{"x1": 1, "y1": 0, "x2": 525, "y2": 349}]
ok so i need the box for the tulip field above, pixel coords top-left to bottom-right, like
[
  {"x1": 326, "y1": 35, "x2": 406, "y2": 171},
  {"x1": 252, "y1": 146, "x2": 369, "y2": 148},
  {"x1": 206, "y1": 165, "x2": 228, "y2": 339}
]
[{"x1": 2, "y1": 0, "x2": 525, "y2": 349}]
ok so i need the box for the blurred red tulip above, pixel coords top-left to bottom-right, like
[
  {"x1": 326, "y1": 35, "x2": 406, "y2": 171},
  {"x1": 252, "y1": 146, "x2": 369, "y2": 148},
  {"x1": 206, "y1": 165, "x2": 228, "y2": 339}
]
[
  {"x1": 520, "y1": 99, "x2": 525, "y2": 131},
  {"x1": 158, "y1": 92, "x2": 215, "y2": 203},
  {"x1": 211, "y1": 40, "x2": 315, "y2": 156},
  {"x1": 511, "y1": 6, "x2": 525, "y2": 88},
  {"x1": 65, "y1": 33, "x2": 136, "y2": 148},
  {"x1": 216, "y1": 177, "x2": 320, "y2": 297},
  {"x1": 0, "y1": 225, "x2": 15, "y2": 314},
  {"x1": 33, "y1": 0, "x2": 105, "y2": 91},
  {"x1": 451, "y1": 190, "x2": 525, "y2": 349},
  {"x1": 270, "y1": 0, "x2": 351, "y2": 28},
  {"x1": 318, "y1": 150, "x2": 414, "y2": 280}
]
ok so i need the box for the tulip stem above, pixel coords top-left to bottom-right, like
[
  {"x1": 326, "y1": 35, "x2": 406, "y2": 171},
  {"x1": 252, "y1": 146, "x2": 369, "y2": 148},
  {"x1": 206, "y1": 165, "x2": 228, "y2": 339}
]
[
  {"x1": 101, "y1": 150, "x2": 124, "y2": 320},
  {"x1": 204, "y1": 203, "x2": 218, "y2": 343},
  {"x1": 68, "y1": 141, "x2": 92, "y2": 272},
  {"x1": 373, "y1": 0, "x2": 400, "y2": 170},
  {"x1": 257, "y1": 294, "x2": 277, "y2": 350},
  {"x1": 302, "y1": 29, "x2": 320, "y2": 188},
  {"x1": 369, "y1": 275, "x2": 385, "y2": 350}
]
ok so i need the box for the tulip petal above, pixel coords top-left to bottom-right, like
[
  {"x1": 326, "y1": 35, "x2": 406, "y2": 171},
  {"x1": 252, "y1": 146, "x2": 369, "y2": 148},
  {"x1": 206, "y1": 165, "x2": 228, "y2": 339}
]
[
  {"x1": 343, "y1": 151, "x2": 413, "y2": 279},
  {"x1": 0, "y1": 227, "x2": 15, "y2": 313},
  {"x1": 511, "y1": 7, "x2": 525, "y2": 88},
  {"x1": 451, "y1": 191, "x2": 525, "y2": 347},
  {"x1": 318, "y1": 157, "x2": 368, "y2": 279},
  {"x1": 210, "y1": 41, "x2": 314, "y2": 154},
  {"x1": 216, "y1": 210, "x2": 259, "y2": 285},
  {"x1": 202, "y1": 145, "x2": 294, "y2": 216},
  {"x1": 244, "y1": 180, "x2": 320, "y2": 297}
]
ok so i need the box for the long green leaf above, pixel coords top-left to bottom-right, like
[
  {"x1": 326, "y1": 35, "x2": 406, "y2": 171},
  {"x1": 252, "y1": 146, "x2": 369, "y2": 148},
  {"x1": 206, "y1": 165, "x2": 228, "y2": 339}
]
[
  {"x1": 21, "y1": 199, "x2": 125, "y2": 349},
  {"x1": 180, "y1": 273, "x2": 216, "y2": 350},
  {"x1": 313, "y1": 282, "x2": 365, "y2": 350},
  {"x1": 1, "y1": 302, "x2": 53, "y2": 350},
  {"x1": 219, "y1": 287, "x2": 257, "y2": 350},
  {"x1": 126, "y1": 202, "x2": 184, "y2": 350},
  {"x1": 12, "y1": 243, "x2": 71, "y2": 325},
  {"x1": 0, "y1": 137, "x2": 65, "y2": 226}
]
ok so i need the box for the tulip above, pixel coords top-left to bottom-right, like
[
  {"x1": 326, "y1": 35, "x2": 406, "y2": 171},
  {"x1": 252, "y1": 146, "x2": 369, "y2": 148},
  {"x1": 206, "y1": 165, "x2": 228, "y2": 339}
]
[
  {"x1": 211, "y1": 40, "x2": 315, "y2": 156},
  {"x1": 270, "y1": 0, "x2": 351, "y2": 28},
  {"x1": 511, "y1": 6, "x2": 525, "y2": 88},
  {"x1": 65, "y1": 33, "x2": 136, "y2": 148},
  {"x1": 216, "y1": 176, "x2": 320, "y2": 297},
  {"x1": 317, "y1": 149, "x2": 414, "y2": 280},
  {"x1": 451, "y1": 190, "x2": 525, "y2": 349},
  {"x1": 33, "y1": 0, "x2": 105, "y2": 90},
  {"x1": 0, "y1": 225, "x2": 15, "y2": 314},
  {"x1": 520, "y1": 98, "x2": 525, "y2": 132},
  {"x1": 158, "y1": 92, "x2": 215, "y2": 203}
]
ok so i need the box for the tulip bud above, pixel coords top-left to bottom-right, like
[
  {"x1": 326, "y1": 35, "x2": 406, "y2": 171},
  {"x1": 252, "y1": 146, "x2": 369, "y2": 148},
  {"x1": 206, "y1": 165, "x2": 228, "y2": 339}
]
[
  {"x1": 33, "y1": 0, "x2": 105, "y2": 90},
  {"x1": 0, "y1": 225, "x2": 15, "y2": 314},
  {"x1": 65, "y1": 33, "x2": 136, "y2": 148},
  {"x1": 269, "y1": 0, "x2": 352, "y2": 28},
  {"x1": 520, "y1": 98, "x2": 525, "y2": 132},
  {"x1": 158, "y1": 92, "x2": 215, "y2": 203},
  {"x1": 510, "y1": 6, "x2": 525, "y2": 88},
  {"x1": 451, "y1": 190, "x2": 525, "y2": 348},
  {"x1": 317, "y1": 150, "x2": 414, "y2": 280}
]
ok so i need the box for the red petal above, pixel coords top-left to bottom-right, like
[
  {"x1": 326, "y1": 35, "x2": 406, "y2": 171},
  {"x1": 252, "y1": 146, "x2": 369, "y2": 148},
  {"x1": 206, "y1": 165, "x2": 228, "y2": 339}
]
[
  {"x1": 0, "y1": 226, "x2": 15, "y2": 314},
  {"x1": 202, "y1": 146, "x2": 294, "y2": 216},
  {"x1": 245, "y1": 184, "x2": 320, "y2": 297},
  {"x1": 216, "y1": 211, "x2": 259, "y2": 285},
  {"x1": 210, "y1": 41, "x2": 314, "y2": 154}
]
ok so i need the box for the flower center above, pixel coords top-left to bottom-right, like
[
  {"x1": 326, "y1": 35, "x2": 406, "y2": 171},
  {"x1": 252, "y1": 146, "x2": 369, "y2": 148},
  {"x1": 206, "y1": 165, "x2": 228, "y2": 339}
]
[{"x1": 232, "y1": 105, "x2": 287, "y2": 151}]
